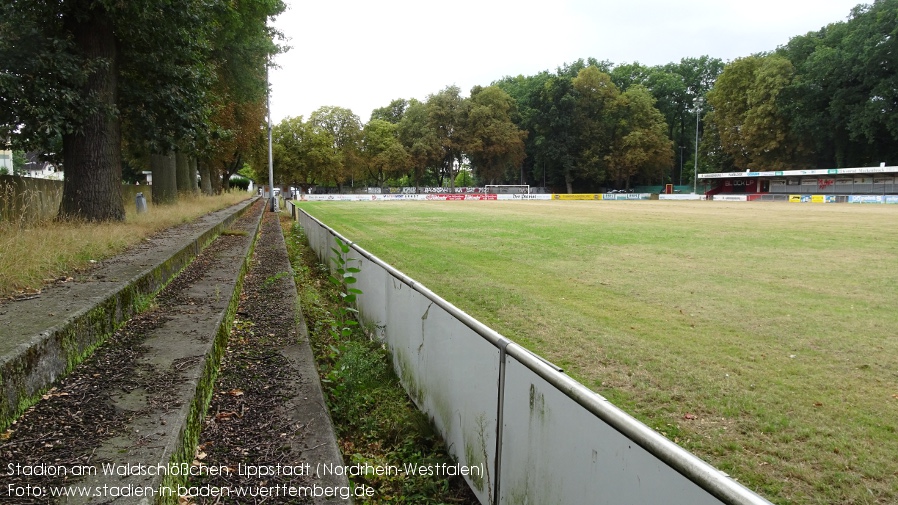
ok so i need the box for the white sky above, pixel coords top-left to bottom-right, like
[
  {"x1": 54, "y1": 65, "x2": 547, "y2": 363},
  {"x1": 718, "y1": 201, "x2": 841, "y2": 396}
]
[{"x1": 269, "y1": 0, "x2": 861, "y2": 123}]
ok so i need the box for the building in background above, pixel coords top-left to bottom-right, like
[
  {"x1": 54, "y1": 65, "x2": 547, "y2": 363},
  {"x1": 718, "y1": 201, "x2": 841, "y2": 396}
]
[{"x1": 0, "y1": 150, "x2": 13, "y2": 173}]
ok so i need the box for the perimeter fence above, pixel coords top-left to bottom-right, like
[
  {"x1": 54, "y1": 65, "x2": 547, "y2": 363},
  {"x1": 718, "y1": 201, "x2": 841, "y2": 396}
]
[{"x1": 292, "y1": 203, "x2": 772, "y2": 505}]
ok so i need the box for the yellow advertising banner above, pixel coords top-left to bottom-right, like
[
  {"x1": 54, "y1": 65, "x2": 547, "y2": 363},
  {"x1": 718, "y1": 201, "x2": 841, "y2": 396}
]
[
  {"x1": 789, "y1": 194, "x2": 802, "y2": 203},
  {"x1": 552, "y1": 194, "x2": 603, "y2": 200},
  {"x1": 811, "y1": 195, "x2": 825, "y2": 203}
]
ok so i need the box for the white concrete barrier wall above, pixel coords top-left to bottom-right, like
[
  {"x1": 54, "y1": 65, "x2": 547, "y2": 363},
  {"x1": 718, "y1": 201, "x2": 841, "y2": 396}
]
[
  {"x1": 295, "y1": 206, "x2": 771, "y2": 505},
  {"x1": 501, "y1": 346, "x2": 727, "y2": 505},
  {"x1": 384, "y1": 286, "x2": 500, "y2": 504}
]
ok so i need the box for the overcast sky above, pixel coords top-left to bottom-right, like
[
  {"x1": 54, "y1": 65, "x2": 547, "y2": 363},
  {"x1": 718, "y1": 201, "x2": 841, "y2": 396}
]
[{"x1": 269, "y1": 0, "x2": 862, "y2": 124}]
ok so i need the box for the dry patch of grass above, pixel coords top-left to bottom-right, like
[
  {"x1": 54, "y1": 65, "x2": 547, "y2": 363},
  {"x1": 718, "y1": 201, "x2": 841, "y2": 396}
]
[
  {"x1": 0, "y1": 192, "x2": 251, "y2": 299},
  {"x1": 295, "y1": 200, "x2": 898, "y2": 505}
]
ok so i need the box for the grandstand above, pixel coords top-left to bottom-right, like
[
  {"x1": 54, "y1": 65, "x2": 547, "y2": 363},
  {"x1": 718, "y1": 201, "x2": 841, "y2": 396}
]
[{"x1": 698, "y1": 165, "x2": 898, "y2": 202}]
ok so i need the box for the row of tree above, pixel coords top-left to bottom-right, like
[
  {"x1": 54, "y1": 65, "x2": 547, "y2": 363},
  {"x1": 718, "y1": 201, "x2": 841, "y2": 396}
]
[
  {"x1": 271, "y1": 57, "x2": 722, "y2": 193},
  {"x1": 3, "y1": 1, "x2": 893, "y2": 217},
  {"x1": 0, "y1": 0, "x2": 285, "y2": 221},
  {"x1": 706, "y1": 0, "x2": 898, "y2": 171},
  {"x1": 273, "y1": 1, "x2": 897, "y2": 194},
  {"x1": 272, "y1": 85, "x2": 529, "y2": 193},
  {"x1": 494, "y1": 58, "x2": 720, "y2": 192}
]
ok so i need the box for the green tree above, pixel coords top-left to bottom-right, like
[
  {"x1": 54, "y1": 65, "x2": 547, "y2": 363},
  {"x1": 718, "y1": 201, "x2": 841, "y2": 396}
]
[
  {"x1": 309, "y1": 106, "x2": 362, "y2": 188},
  {"x1": 455, "y1": 169, "x2": 475, "y2": 187},
  {"x1": 273, "y1": 116, "x2": 341, "y2": 192},
  {"x1": 610, "y1": 62, "x2": 653, "y2": 91},
  {"x1": 12, "y1": 151, "x2": 27, "y2": 176},
  {"x1": 533, "y1": 75, "x2": 579, "y2": 193},
  {"x1": 780, "y1": 0, "x2": 898, "y2": 167},
  {"x1": 426, "y1": 86, "x2": 466, "y2": 189},
  {"x1": 360, "y1": 119, "x2": 410, "y2": 186},
  {"x1": 675, "y1": 56, "x2": 724, "y2": 180},
  {"x1": 397, "y1": 99, "x2": 441, "y2": 188},
  {"x1": 707, "y1": 55, "x2": 808, "y2": 170},
  {"x1": 462, "y1": 86, "x2": 527, "y2": 184},
  {"x1": 605, "y1": 85, "x2": 674, "y2": 188},
  {"x1": 370, "y1": 99, "x2": 408, "y2": 124},
  {"x1": 572, "y1": 67, "x2": 619, "y2": 188},
  {"x1": 204, "y1": 0, "x2": 284, "y2": 193},
  {"x1": 0, "y1": 0, "x2": 283, "y2": 219},
  {"x1": 494, "y1": 71, "x2": 553, "y2": 187}
]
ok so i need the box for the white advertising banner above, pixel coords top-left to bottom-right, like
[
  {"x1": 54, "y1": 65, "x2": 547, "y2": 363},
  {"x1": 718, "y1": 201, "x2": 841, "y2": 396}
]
[
  {"x1": 849, "y1": 195, "x2": 883, "y2": 203},
  {"x1": 496, "y1": 194, "x2": 553, "y2": 200},
  {"x1": 659, "y1": 194, "x2": 706, "y2": 200}
]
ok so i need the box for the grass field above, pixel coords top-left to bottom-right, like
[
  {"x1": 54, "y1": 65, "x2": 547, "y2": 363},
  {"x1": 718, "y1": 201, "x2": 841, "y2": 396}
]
[{"x1": 295, "y1": 200, "x2": 898, "y2": 505}]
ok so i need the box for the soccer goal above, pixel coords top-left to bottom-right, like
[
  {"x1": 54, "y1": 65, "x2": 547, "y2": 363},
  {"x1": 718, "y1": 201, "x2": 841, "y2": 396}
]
[{"x1": 485, "y1": 184, "x2": 530, "y2": 194}]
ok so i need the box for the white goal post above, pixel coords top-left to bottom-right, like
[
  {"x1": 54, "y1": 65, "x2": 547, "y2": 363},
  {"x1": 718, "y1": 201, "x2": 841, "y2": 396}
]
[{"x1": 485, "y1": 185, "x2": 530, "y2": 194}]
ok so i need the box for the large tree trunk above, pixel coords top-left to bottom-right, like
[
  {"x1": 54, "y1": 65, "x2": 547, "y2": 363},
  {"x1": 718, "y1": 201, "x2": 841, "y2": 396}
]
[
  {"x1": 188, "y1": 157, "x2": 199, "y2": 194},
  {"x1": 58, "y1": 6, "x2": 124, "y2": 222},
  {"x1": 447, "y1": 155, "x2": 457, "y2": 192},
  {"x1": 198, "y1": 160, "x2": 213, "y2": 195},
  {"x1": 210, "y1": 166, "x2": 223, "y2": 194},
  {"x1": 221, "y1": 163, "x2": 231, "y2": 192},
  {"x1": 176, "y1": 152, "x2": 192, "y2": 195},
  {"x1": 151, "y1": 153, "x2": 177, "y2": 205}
]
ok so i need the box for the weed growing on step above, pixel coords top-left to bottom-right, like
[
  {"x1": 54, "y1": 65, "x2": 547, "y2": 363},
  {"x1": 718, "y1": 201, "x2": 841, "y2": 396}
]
[
  {"x1": 261, "y1": 271, "x2": 290, "y2": 290},
  {"x1": 327, "y1": 236, "x2": 363, "y2": 341},
  {"x1": 284, "y1": 219, "x2": 477, "y2": 504}
]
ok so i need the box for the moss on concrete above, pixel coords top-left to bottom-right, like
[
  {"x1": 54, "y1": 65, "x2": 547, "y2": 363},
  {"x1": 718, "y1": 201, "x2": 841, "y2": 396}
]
[
  {"x1": 0, "y1": 199, "x2": 258, "y2": 433},
  {"x1": 157, "y1": 206, "x2": 261, "y2": 504}
]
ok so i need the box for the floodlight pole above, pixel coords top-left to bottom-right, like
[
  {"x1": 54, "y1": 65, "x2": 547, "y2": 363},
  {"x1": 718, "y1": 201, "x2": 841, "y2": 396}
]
[
  {"x1": 693, "y1": 98, "x2": 703, "y2": 195},
  {"x1": 679, "y1": 146, "x2": 685, "y2": 186},
  {"x1": 267, "y1": 60, "x2": 277, "y2": 213}
]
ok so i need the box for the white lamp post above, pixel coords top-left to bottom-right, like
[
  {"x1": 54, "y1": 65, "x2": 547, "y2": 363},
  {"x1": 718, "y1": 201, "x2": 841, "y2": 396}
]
[
  {"x1": 679, "y1": 146, "x2": 685, "y2": 186},
  {"x1": 693, "y1": 97, "x2": 703, "y2": 195}
]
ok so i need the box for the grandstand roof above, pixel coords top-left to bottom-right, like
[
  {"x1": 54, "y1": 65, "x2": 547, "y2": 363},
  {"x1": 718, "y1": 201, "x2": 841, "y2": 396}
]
[{"x1": 699, "y1": 166, "x2": 898, "y2": 179}]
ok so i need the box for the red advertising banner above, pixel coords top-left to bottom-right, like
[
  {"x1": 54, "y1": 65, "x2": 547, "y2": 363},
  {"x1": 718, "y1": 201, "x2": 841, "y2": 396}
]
[{"x1": 424, "y1": 194, "x2": 498, "y2": 201}]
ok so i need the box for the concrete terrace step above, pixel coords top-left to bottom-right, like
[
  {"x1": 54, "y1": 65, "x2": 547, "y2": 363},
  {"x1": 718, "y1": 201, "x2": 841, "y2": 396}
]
[
  {"x1": 1, "y1": 202, "x2": 349, "y2": 504},
  {"x1": 0, "y1": 198, "x2": 257, "y2": 431},
  {"x1": 190, "y1": 211, "x2": 349, "y2": 504},
  {"x1": 56, "y1": 201, "x2": 266, "y2": 504}
]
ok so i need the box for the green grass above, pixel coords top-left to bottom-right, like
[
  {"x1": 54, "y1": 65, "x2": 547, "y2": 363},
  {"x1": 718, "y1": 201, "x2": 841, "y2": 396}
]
[{"x1": 294, "y1": 200, "x2": 898, "y2": 505}]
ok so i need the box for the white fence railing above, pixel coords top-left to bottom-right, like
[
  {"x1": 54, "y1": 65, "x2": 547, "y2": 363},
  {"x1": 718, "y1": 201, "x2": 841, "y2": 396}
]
[{"x1": 294, "y1": 205, "x2": 771, "y2": 505}]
